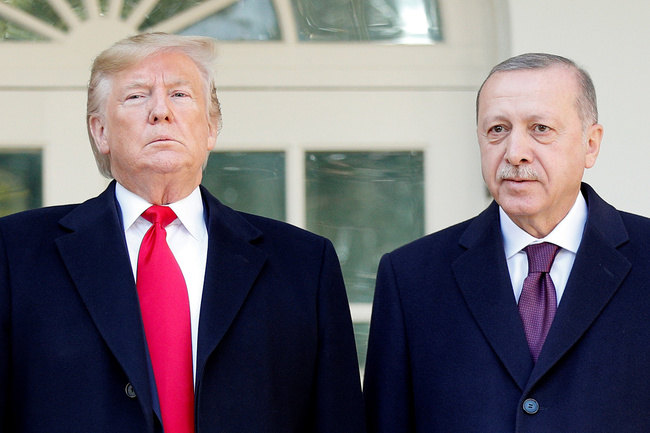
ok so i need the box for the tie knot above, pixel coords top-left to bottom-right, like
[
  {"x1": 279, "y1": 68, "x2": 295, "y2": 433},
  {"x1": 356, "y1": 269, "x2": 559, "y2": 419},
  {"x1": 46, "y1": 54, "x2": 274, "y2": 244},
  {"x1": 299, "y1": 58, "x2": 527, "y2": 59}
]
[
  {"x1": 142, "y1": 205, "x2": 177, "y2": 228},
  {"x1": 524, "y1": 242, "x2": 560, "y2": 273}
]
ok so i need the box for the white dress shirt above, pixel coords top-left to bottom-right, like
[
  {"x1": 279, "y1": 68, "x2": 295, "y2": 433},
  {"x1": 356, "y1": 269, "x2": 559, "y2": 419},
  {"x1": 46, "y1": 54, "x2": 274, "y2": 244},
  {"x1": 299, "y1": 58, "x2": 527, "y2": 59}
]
[
  {"x1": 115, "y1": 182, "x2": 208, "y2": 377},
  {"x1": 500, "y1": 192, "x2": 588, "y2": 305}
]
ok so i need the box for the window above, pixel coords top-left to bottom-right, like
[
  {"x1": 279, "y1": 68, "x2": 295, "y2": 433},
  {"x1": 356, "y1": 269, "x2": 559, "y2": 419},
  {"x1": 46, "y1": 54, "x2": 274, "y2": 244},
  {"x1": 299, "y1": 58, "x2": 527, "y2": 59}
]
[
  {"x1": 306, "y1": 151, "x2": 424, "y2": 364},
  {"x1": 0, "y1": 0, "x2": 441, "y2": 43},
  {"x1": 203, "y1": 152, "x2": 286, "y2": 220},
  {"x1": 0, "y1": 150, "x2": 42, "y2": 216}
]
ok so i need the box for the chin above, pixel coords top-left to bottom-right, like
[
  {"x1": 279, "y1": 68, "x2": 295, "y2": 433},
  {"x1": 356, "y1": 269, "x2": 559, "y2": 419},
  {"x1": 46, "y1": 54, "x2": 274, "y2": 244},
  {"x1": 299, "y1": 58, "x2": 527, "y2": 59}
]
[
  {"x1": 496, "y1": 191, "x2": 542, "y2": 213},
  {"x1": 501, "y1": 202, "x2": 542, "y2": 219},
  {"x1": 147, "y1": 153, "x2": 192, "y2": 171}
]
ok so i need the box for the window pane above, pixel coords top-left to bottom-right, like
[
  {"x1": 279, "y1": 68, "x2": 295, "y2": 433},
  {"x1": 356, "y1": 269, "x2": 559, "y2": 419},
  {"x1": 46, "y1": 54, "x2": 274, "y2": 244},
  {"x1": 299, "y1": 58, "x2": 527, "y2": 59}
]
[
  {"x1": 1, "y1": 0, "x2": 68, "y2": 31},
  {"x1": 178, "y1": 0, "x2": 280, "y2": 41},
  {"x1": 306, "y1": 151, "x2": 424, "y2": 367},
  {"x1": 0, "y1": 16, "x2": 48, "y2": 41},
  {"x1": 0, "y1": 150, "x2": 42, "y2": 217},
  {"x1": 292, "y1": 0, "x2": 441, "y2": 43},
  {"x1": 131, "y1": 0, "x2": 205, "y2": 27},
  {"x1": 99, "y1": 0, "x2": 109, "y2": 14},
  {"x1": 306, "y1": 151, "x2": 424, "y2": 302},
  {"x1": 202, "y1": 152, "x2": 285, "y2": 221},
  {"x1": 65, "y1": 0, "x2": 86, "y2": 20}
]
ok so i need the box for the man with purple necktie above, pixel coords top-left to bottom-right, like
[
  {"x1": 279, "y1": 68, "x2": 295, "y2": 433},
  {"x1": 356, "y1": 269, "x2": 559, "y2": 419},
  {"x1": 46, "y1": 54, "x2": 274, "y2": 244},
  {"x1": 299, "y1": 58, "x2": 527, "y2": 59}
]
[{"x1": 365, "y1": 53, "x2": 650, "y2": 432}]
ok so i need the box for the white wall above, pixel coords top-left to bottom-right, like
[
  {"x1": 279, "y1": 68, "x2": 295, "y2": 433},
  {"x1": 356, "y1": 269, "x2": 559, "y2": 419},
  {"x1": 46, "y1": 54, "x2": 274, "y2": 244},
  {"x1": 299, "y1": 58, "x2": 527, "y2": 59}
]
[{"x1": 508, "y1": 1, "x2": 650, "y2": 216}]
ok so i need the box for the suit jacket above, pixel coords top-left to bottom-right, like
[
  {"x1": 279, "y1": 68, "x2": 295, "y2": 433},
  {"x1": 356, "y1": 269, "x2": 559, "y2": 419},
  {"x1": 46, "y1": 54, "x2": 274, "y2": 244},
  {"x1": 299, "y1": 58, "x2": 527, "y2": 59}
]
[
  {"x1": 364, "y1": 183, "x2": 650, "y2": 432},
  {"x1": 0, "y1": 181, "x2": 365, "y2": 433}
]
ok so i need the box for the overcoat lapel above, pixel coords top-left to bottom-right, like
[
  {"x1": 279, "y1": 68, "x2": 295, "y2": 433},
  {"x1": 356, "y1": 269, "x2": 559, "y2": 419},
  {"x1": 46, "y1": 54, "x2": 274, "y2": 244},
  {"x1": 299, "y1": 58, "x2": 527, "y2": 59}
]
[
  {"x1": 453, "y1": 202, "x2": 534, "y2": 390},
  {"x1": 454, "y1": 185, "x2": 632, "y2": 392},
  {"x1": 526, "y1": 184, "x2": 631, "y2": 389},
  {"x1": 54, "y1": 183, "x2": 155, "y2": 430},
  {"x1": 195, "y1": 186, "x2": 268, "y2": 385}
]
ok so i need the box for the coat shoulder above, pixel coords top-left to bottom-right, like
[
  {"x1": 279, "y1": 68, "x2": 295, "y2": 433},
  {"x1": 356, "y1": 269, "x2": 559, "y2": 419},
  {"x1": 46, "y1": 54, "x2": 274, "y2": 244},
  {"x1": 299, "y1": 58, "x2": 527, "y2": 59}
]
[
  {"x1": 238, "y1": 211, "x2": 328, "y2": 245},
  {"x1": 0, "y1": 204, "x2": 78, "y2": 241}
]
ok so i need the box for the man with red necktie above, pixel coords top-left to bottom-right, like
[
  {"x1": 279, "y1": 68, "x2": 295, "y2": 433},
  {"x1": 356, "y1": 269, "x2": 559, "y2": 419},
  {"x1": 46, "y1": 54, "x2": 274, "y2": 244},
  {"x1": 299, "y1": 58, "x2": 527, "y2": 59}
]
[{"x1": 0, "y1": 32, "x2": 365, "y2": 433}]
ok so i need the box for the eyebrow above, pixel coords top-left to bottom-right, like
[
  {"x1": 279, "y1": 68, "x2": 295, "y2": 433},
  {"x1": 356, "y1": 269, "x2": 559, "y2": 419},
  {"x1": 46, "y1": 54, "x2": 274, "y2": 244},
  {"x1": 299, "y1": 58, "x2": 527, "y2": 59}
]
[
  {"x1": 481, "y1": 113, "x2": 555, "y2": 125},
  {"x1": 480, "y1": 114, "x2": 510, "y2": 126},
  {"x1": 122, "y1": 77, "x2": 193, "y2": 91}
]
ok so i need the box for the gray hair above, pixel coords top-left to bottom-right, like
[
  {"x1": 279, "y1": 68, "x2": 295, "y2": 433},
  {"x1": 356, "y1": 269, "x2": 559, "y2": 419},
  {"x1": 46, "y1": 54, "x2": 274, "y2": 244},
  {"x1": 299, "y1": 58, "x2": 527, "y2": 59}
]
[
  {"x1": 476, "y1": 53, "x2": 598, "y2": 128},
  {"x1": 86, "y1": 32, "x2": 222, "y2": 178}
]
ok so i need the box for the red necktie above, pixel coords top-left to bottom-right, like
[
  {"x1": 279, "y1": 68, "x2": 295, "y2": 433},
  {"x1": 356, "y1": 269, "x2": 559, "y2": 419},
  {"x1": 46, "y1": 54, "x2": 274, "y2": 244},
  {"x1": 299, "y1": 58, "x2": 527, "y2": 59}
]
[
  {"x1": 137, "y1": 206, "x2": 194, "y2": 433},
  {"x1": 518, "y1": 242, "x2": 560, "y2": 363}
]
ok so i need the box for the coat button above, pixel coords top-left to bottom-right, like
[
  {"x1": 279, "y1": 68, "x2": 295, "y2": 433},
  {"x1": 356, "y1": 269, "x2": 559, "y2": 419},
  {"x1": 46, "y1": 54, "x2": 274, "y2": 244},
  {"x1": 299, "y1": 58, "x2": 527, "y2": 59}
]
[
  {"x1": 522, "y1": 398, "x2": 539, "y2": 414},
  {"x1": 125, "y1": 383, "x2": 137, "y2": 399}
]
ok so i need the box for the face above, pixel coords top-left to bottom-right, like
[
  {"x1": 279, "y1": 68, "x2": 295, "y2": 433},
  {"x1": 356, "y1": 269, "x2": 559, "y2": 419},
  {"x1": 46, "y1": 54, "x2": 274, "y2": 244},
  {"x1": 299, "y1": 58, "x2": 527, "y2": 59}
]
[
  {"x1": 89, "y1": 51, "x2": 217, "y2": 189},
  {"x1": 477, "y1": 66, "x2": 602, "y2": 237}
]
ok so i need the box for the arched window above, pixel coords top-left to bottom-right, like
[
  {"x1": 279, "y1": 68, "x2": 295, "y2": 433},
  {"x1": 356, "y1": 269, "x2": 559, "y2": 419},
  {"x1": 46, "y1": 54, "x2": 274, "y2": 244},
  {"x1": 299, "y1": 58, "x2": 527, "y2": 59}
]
[{"x1": 1, "y1": 0, "x2": 440, "y2": 43}]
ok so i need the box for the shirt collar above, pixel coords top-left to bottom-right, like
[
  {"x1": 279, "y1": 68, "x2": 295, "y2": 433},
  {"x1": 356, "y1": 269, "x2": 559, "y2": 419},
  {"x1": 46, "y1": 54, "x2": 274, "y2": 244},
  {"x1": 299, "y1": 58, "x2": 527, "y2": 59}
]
[
  {"x1": 115, "y1": 182, "x2": 206, "y2": 241},
  {"x1": 500, "y1": 191, "x2": 588, "y2": 260}
]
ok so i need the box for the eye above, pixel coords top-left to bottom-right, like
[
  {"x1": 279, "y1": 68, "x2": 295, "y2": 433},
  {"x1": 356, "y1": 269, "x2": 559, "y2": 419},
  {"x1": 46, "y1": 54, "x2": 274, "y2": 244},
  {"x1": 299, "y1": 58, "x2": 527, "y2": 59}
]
[
  {"x1": 488, "y1": 125, "x2": 507, "y2": 134},
  {"x1": 172, "y1": 92, "x2": 189, "y2": 98},
  {"x1": 534, "y1": 124, "x2": 550, "y2": 133}
]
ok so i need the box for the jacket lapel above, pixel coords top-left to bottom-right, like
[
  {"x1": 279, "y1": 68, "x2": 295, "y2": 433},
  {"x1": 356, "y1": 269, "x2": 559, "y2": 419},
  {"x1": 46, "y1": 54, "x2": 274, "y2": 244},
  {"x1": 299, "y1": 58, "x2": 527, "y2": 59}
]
[
  {"x1": 453, "y1": 202, "x2": 534, "y2": 390},
  {"x1": 526, "y1": 184, "x2": 631, "y2": 389},
  {"x1": 195, "y1": 187, "x2": 268, "y2": 384},
  {"x1": 55, "y1": 183, "x2": 155, "y2": 429}
]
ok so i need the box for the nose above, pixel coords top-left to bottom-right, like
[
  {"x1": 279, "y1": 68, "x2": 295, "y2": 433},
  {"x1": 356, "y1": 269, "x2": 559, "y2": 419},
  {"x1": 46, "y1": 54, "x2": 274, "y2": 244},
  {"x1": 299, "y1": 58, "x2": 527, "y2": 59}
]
[
  {"x1": 148, "y1": 90, "x2": 173, "y2": 124},
  {"x1": 504, "y1": 127, "x2": 533, "y2": 166}
]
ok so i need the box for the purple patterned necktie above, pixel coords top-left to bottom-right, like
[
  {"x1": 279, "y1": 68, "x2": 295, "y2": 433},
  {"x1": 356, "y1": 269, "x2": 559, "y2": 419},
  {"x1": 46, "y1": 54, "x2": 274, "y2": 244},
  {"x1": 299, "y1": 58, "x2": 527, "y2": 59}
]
[{"x1": 519, "y1": 242, "x2": 560, "y2": 363}]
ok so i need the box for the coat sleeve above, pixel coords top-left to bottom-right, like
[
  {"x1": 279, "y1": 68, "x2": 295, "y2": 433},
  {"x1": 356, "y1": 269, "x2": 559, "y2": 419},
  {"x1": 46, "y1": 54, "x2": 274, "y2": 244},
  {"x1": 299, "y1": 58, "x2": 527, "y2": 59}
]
[
  {"x1": 312, "y1": 239, "x2": 366, "y2": 433},
  {"x1": 364, "y1": 253, "x2": 416, "y2": 433},
  {"x1": 0, "y1": 227, "x2": 10, "y2": 433}
]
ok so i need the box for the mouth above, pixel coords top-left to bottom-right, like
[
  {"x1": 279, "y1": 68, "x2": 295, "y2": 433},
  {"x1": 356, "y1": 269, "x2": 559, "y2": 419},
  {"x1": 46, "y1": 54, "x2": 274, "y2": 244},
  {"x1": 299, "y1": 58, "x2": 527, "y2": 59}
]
[
  {"x1": 502, "y1": 177, "x2": 533, "y2": 183},
  {"x1": 148, "y1": 137, "x2": 179, "y2": 145},
  {"x1": 499, "y1": 178, "x2": 538, "y2": 192}
]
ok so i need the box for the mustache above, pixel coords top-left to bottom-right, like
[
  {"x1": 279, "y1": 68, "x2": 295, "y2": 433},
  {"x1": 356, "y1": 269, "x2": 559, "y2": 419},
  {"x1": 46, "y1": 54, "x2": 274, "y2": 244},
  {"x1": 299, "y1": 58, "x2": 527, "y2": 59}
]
[{"x1": 497, "y1": 165, "x2": 539, "y2": 181}]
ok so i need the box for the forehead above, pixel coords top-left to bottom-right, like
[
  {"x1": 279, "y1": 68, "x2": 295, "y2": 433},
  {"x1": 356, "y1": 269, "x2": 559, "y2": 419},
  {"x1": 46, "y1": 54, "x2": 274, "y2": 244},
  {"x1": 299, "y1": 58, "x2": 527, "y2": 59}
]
[
  {"x1": 477, "y1": 66, "x2": 580, "y2": 122},
  {"x1": 111, "y1": 51, "x2": 203, "y2": 90}
]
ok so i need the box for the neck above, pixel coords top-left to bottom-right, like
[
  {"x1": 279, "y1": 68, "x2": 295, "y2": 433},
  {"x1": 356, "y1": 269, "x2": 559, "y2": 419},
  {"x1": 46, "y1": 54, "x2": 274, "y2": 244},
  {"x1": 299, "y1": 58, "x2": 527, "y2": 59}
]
[
  {"x1": 509, "y1": 205, "x2": 575, "y2": 239},
  {"x1": 115, "y1": 172, "x2": 201, "y2": 205},
  {"x1": 514, "y1": 218, "x2": 559, "y2": 239},
  {"x1": 506, "y1": 189, "x2": 582, "y2": 239}
]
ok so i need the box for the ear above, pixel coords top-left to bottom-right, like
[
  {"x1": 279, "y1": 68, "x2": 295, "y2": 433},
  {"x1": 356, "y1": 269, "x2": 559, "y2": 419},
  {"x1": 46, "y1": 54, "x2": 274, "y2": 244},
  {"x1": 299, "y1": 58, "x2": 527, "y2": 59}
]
[
  {"x1": 584, "y1": 123, "x2": 603, "y2": 169},
  {"x1": 89, "y1": 115, "x2": 110, "y2": 155},
  {"x1": 206, "y1": 115, "x2": 219, "y2": 152}
]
